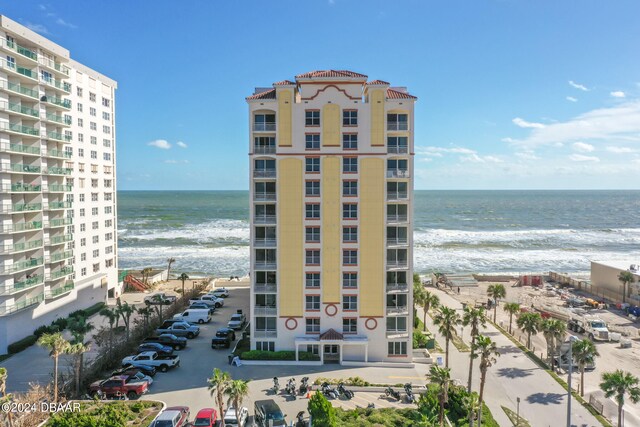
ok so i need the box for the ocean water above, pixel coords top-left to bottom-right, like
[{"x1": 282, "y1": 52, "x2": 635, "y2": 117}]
[{"x1": 117, "y1": 190, "x2": 640, "y2": 276}]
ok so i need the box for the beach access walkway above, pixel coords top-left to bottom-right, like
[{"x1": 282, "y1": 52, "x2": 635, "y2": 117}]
[{"x1": 419, "y1": 288, "x2": 602, "y2": 427}]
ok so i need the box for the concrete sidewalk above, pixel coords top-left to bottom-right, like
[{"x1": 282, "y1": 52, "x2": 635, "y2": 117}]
[{"x1": 420, "y1": 288, "x2": 602, "y2": 427}]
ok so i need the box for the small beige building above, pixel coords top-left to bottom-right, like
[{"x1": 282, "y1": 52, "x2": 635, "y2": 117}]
[{"x1": 590, "y1": 260, "x2": 640, "y2": 304}]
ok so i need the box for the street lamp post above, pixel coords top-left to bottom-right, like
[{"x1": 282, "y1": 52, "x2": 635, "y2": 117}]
[{"x1": 567, "y1": 335, "x2": 578, "y2": 427}]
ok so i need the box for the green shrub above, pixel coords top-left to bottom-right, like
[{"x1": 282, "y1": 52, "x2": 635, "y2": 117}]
[
  {"x1": 83, "y1": 302, "x2": 106, "y2": 317},
  {"x1": 413, "y1": 330, "x2": 428, "y2": 349},
  {"x1": 67, "y1": 309, "x2": 86, "y2": 319},
  {"x1": 313, "y1": 376, "x2": 370, "y2": 386},
  {"x1": 8, "y1": 335, "x2": 38, "y2": 354},
  {"x1": 309, "y1": 391, "x2": 337, "y2": 427},
  {"x1": 33, "y1": 325, "x2": 54, "y2": 338},
  {"x1": 51, "y1": 317, "x2": 68, "y2": 330},
  {"x1": 240, "y1": 350, "x2": 318, "y2": 361}
]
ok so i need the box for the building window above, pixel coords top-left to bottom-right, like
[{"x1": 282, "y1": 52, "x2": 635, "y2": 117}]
[
  {"x1": 77, "y1": 87, "x2": 83, "y2": 97},
  {"x1": 305, "y1": 157, "x2": 320, "y2": 173},
  {"x1": 305, "y1": 181, "x2": 320, "y2": 197},
  {"x1": 78, "y1": 133, "x2": 84, "y2": 142},
  {"x1": 343, "y1": 318, "x2": 357, "y2": 334},
  {"x1": 255, "y1": 317, "x2": 276, "y2": 333},
  {"x1": 81, "y1": 253, "x2": 86, "y2": 261},
  {"x1": 343, "y1": 110, "x2": 358, "y2": 126},
  {"x1": 342, "y1": 133, "x2": 358, "y2": 150},
  {"x1": 306, "y1": 250, "x2": 320, "y2": 265},
  {"x1": 79, "y1": 208, "x2": 85, "y2": 217},
  {"x1": 91, "y1": 207, "x2": 98, "y2": 215},
  {"x1": 388, "y1": 341, "x2": 408, "y2": 356},
  {"x1": 306, "y1": 295, "x2": 320, "y2": 311},
  {"x1": 92, "y1": 236, "x2": 99, "y2": 244},
  {"x1": 343, "y1": 157, "x2": 357, "y2": 173},
  {"x1": 343, "y1": 272, "x2": 357, "y2": 288},
  {"x1": 342, "y1": 203, "x2": 357, "y2": 219},
  {"x1": 387, "y1": 113, "x2": 409, "y2": 131},
  {"x1": 306, "y1": 273, "x2": 320, "y2": 288},
  {"x1": 388, "y1": 136, "x2": 408, "y2": 154},
  {"x1": 305, "y1": 227, "x2": 320, "y2": 243},
  {"x1": 305, "y1": 204, "x2": 320, "y2": 219},
  {"x1": 387, "y1": 159, "x2": 408, "y2": 177},
  {"x1": 104, "y1": 206, "x2": 112, "y2": 214},
  {"x1": 306, "y1": 344, "x2": 319, "y2": 355},
  {"x1": 77, "y1": 118, "x2": 84, "y2": 128},
  {"x1": 90, "y1": 151, "x2": 97, "y2": 159},
  {"x1": 103, "y1": 125, "x2": 111, "y2": 134},
  {"x1": 305, "y1": 134, "x2": 320, "y2": 150},
  {"x1": 102, "y1": 97, "x2": 111, "y2": 107},
  {"x1": 89, "y1": 92, "x2": 96, "y2": 102},
  {"x1": 81, "y1": 267, "x2": 86, "y2": 276},
  {"x1": 342, "y1": 295, "x2": 357, "y2": 311},
  {"x1": 103, "y1": 139, "x2": 111, "y2": 148},
  {"x1": 306, "y1": 318, "x2": 320, "y2": 333},
  {"x1": 387, "y1": 182, "x2": 408, "y2": 199},
  {"x1": 90, "y1": 107, "x2": 96, "y2": 116},
  {"x1": 254, "y1": 114, "x2": 276, "y2": 131},
  {"x1": 343, "y1": 181, "x2": 357, "y2": 197},
  {"x1": 80, "y1": 224, "x2": 86, "y2": 232},
  {"x1": 105, "y1": 219, "x2": 113, "y2": 227},
  {"x1": 104, "y1": 153, "x2": 111, "y2": 161},
  {"x1": 343, "y1": 227, "x2": 357, "y2": 243},
  {"x1": 78, "y1": 148, "x2": 84, "y2": 158},
  {"x1": 79, "y1": 194, "x2": 85, "y2": 202},
  {"x1": 386, "y1": 316, "x2": 408, "y2": 333},
  {"x1": 92, "y1": 221, "x2": 99, "y2": 230},
  {"x1": 305, "y1": 110, "x2": 320, "y2": 126},
  {"x1": 90, "y1": 122, "x2": 97, "y2": 131},
  {"x1": 93, "y1": 249, "x2": 99, "y2": 258},
  {"x1": 93, "y1": 263, "x2": 100, "y2": 273},
  {"x1": 102, "y1": 111, "x2": 110, "y2": 120},
  {"x1": 256, "y1": 341, "x2": 275, "y2": 352},
  {"x1": 105, "y1": 246, "x2": 113, "y2": 254},
  {"x1": 343, "y1": 250, "x2": 357, "y2": 266},
  {"x1": 80, "y1": 238, "x2": 86, "y2": 247},
  {"x1": 106, "y1": 259, "x2": 114, "y2": 267},
  {"x1": 77, "y1": 103, "x2": 83, "y2": 112}
]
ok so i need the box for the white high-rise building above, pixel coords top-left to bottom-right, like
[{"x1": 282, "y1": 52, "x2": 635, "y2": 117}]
[{"x1": 0, "y1": 16, "x2": 119, "y2": 353}]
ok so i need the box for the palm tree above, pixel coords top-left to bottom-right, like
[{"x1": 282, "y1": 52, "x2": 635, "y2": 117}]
[
  {"x1": 428, "y1": 365, "x2": 451, "y2": 427},
  {"x1": 487, "y1": 284, "x2": 506, "y2": 322},
  {"x1": 503, "y1": 302, "x2": 520, "y2": 334},
  {"x1": 141, "y1": 267, "x2": 153, "y2": 285},
  {"x1": 600, "y1": 370, "x2": 640, "y2": 427},
  {"x1": 208, "y1": 368, "x2": 231, "y2": 426},
  {"x1": 65, "y1": 342, "x2": 90, "y2": 397},
  {"x1": 166, "y1": 257, "x2": 176, "y2": 280},
  {"x1": 540, "y1": 318, "x2": 567, "y2": 363},
  {"x1": 99, "y1": 306, "x2": 118, "y2": 352},
  {"x1": 474, "y1": 335, "x2": 500, "y2": 426},
  {"x1": 463, "y1": 391, "x2": 480, "y2": 427},
  {"x1": 115, "y1": 299, "x2": 136, "y2": 340},
  {"x1": 572, "y1": 339, "x2": 599, "y2": 397},
  {"x1": 618, "y1": 271, "x2": 635, "y2": 304},
  {"x1": 416, "y1": 290, "x2": 440, "y2": 332},
  {"x1": 152, "y1": 294, "x2": 166, "y2": 322},
  {"x1": 433, "y1": 306, "x2": 461, "y2": 368},
  {"x1": 37, "y1": 332, "x2": 69, "y2": 401},
  {"x1": 178, "y1": 272, "x2": 190, "y2": 296},
  {"x1": 516, "y1": 312, "x2": 542, "y2": 350},
  {"x1": 67, "y1": 315, "x2": 94, "y2": 392},
  {"x1": 0, "y1": 367, "x2": 14, "y2": 427},
  {"x1": 137, "y1": 306, "x2": 153, "y2": 330},
  {"x1": 224, "y1": 379, "x2": 250, "y2": 426},
  {"x1": 463, "y1": 306, "x2": 486, "y2": 393}
]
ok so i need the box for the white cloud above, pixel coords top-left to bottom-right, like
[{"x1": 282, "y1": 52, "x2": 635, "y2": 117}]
[
  {"x1": 606, "y1": 146, "x2": 638, "y2": 154},
  {"x1": 569, "y1": 154, "x2": 600, "y2": 162},
  {"x1": 148, "y1": 139, "x2": 171, "y2": 150},
  {"x1": 512, "y1": 117, "x2": 545, "y2": 129},
  {"x1": 419, "y1": 157, "x2": 433, "y2": 162},
  {"x1": 176, "y1": 141, "x2": 188, "y2": 148},
  {"x1": 633, "y1": 158, "x2": 640, "y2": 165},
  {"x1": 515, "y1": 151, "x2": 540, "y2": 160},
  {"x1": 569, "y1": 80, "x2": 589, "y2": 91},
  {"x1": 24, "y1": 22, "x2": 49, "y2": 35},
  {"x1": 566, "y1": 96, "x2": 578, "y2": 102},
  {"x1": 610, "y1": 91, "x2": 625, "y2": 98},
  {"x1": 572, "y1": 142, "x2": 595, "y2": 152},
  {"x1": 460, "y1": 154, "x2": 503, "y2": 164},
  {"x1": 417, "y1": 146, "x2": 476, "y2": 155},
  {"x1": 55, "y1": 18, "x2": 77, "y2": 29},
  {"x1": 164, "y1": 160, "x2": 189, "y2": 164}
]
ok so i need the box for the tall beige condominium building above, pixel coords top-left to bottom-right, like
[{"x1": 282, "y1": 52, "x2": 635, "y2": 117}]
[
  {"x1": 247, "y1": 70, "x2": 416, "y2": 363},
  {"x1": 0, "y1": 16, "x2": 119, "y2": 353}
]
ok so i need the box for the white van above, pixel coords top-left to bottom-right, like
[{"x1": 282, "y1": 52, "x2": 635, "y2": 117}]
[{"x1": 173, "y1": 309, "x2": 211, "y2": 324}]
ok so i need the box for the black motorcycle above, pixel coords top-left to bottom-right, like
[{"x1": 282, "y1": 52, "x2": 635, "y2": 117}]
[
  {"x1": 272, "y1": 377, "x2": 279, "y2": 394},
  {"x1": 295, "y1": 411, "x2": 309, "y2": 427},
  {"x1": 299, "y1": 376, "x2": 310, "y2": 395},
  {"x1": 404, "y1": 383, "x2": 415, "y2": 403},
  {"x1": 337, "y1": 382, "x2": 354, "y2": 399},
  {"x1": 286, "y1": 378, "x2": 297, "y2": 399},
  {"x1": 321, "y1": 382, "x2": 338, "y2": 399},
  {"x1": 385, "y1": 386, "x2": 401, "y2": 400}
]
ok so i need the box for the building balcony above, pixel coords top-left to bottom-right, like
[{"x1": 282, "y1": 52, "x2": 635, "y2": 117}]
[
  {"x1": 386, "y1": 283, "x2": 409, "y2": 293},
  {"x1": 2, "y1": 144, "x2": 40, "y2": 158},
  {"x1": 0, "y1": 275, "x2": 44, "y2": 295},
  {"x1": 39, "y1": 58, "x2": 70, "y2": 77},
  {"x1": 47, "y1": 217, "x2": 72, "y2": 228},
  {"x1": 385, "y1": 330, "x2": 409, "y2": 338},
  {"x1": 44, "y1": 149, "x2": 71, "y2": 159},
  {"x1": 47, "y1": 250, "x2": 73, "y2": 263},
  {"x1": 1, "y1": 203, "x2": 42, "y2": 214},
  {"x1": 0, "y1": 293, "x2": 45, "y2": 317},
  {"x1": 387, "y1": 214, "x2": 408, "y2": 223},
  {"x1": 387, "y1": 260, "x2": 409, "y2": 269},
  {"x1": 2, "y1": 221, "x2": 43, "y2": 233},
  {"x1": 46, "y1": 201, "x2": 72, "y2": 210},
  {"x1": 0, "y1": 102, "x2": 39, "y2": 119},
  {"x1": 254, "y1": 283, "x2": 277, "y2": 293},
  {"x1": 386, "y1": 306, "x2": 410, "y2": 316},
  {"x1": 386, "y1": 169, "x2": 410, "y2": 178},
  {"x1": 46, "y1": 234, "x2": 72, "y2": 245},
  {"x1": 254, "y1": 330, "x2": 277, "y2": 338},
  {"x1": 45, "y1": 184, "x2": 72, "y2": 193},
  {"x1": 254, "y1": 215, "x2": 276, "y2": 225},
  {"x1": 386, "y1": 192, "x2": 408, "y2": 201},
  {"x1": 45, "y1": 131, "x2": 71, "y2": 142},
  {"x1": 1, "y1": 163, "x2": 42, "y2": 174},
  {"x1": 0, "y1": 257, "x2": 44, "y2": 275},
  {"x1": 0, "y1": 60, "x2": 38, "y2": 82},
  {"x1": 48, "y1": 266, "x2": 74, "y2": 281},
  {"x1": 42, "y1": 113, "x2": 72, "y2": 126},
  {"x1": 254, "y1": 193, "x2": 276, "y2": 201},
  {"x1": 2, "y1": 81, "x2": 39, "y2": 99},
  {"x1": 253, "y1": 169, "x2": 276, "y2": 178},
  {"x1": 3, "y1": 183, "x2": 42, "y2": 193},
  {"x1": 0, "y1": 39, "x2": 38, "y2": 62},
  {"x1": 386, "y1": 237, "x2": 408, "y2": 246},
  {"x1": 254, "y1": 306, "x2": 277, "y2": 316},
  {"x1": 44, "y1": 96, "x2": 71, "y2": 110},
  {"x1": 253, "y1": 146, "x2": 276, "y2": 155},
  {"x1": 253, "y1": 123, "x2": 276, "y2": 132},
  {"x1": 255, "y1": 261, "x2": 277, "y2": 269},
  {"x1": 46, "y1": 280, "x2": 74, "y2": 299},
  {"x1": 0, "y1": 122, "x2": 40, "y2": 138},
  {"x1": 387, "y1": 146, "x2": 409, "y2": 154},
  {"x1": 253, "y1": 238, "x2": 277, "y2": 248},
  {"x1": 387, "y1": 123, "x2": 409, "y2": 132},
  {"x1": 41, "y1": 77, "x2": 71, "y2": 94},
  {"x1": 46, "y1": 166, "x2": 72, "y2": 176},
  {"x1": 0, "y1": 239, "x2": 42, "y2": 255}
]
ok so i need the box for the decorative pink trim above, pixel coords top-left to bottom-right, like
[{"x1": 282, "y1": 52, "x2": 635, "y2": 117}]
[
  {"x1": 365, "y1": 318, "x2": 378, "y2": 330},
  {"x1": 285, "y1": 318, "x2": 298, "y2": 330},
  {"x1": 325, "y1": 303, "x2": 338, "y2": 317},
  {"x1": 302, "y1": 85, "x2": 361, "y2": 100}
]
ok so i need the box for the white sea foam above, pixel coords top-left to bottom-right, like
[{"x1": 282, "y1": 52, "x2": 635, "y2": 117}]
[{"x1": 118, "y1": 219, "x2": 250, "y2": 243}]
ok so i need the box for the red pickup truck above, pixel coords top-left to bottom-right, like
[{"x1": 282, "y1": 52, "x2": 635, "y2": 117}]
[{"x1": 88, "y1": 375, "x2": 148, "y2": 399}]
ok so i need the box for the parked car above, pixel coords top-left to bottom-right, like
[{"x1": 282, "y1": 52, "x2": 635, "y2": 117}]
[
  {"x1": 143, "y1": 334, "x2": 188, "y2": 351},
  {"x1": 192, "y1": 408, "x2": 218, "y2": 427},
  {"x1": 89, "y1": 375, "x2": 148, "y2": 400},
  {"x1": 211, "y1": 328, "x2": 236, "y2": 349},
  {"x1": 209, "y1": 288, "x2": 230, "y2": 298},
  {"x1": 112, "y1": 365, "x2": 157, "y2": 378},
  {"x1": 122, "y1": 351, "x2": 180, "y2": 373},
  {"x1": 223, "y1": 406, "x2": 249, "y2": 427},
  {"x1": 122, "y1": 371, "x2": 153, "y2": 386},
  {"x1": 189, "y1": 302, "x2": 216, "y2": 314},
  {"x1": 227, "y1": 311, "x2": 247, "y2": 330},
  {"x1": 150, "y1": 406, "x2": 190, "y2": 427},
  {"x1": 156, "y1": 321, "x2": 200, "y2": 339},
  {"x1": 254, "y1": 399, "x2": 286, "y2": 427},
  {"x1": 137, "y1": 342, "x2": 174, "y2": 356},
  {"x1": 144, "y1": 292, "x2": 177, "y2": 305},
  {"x1": 172, "y1": 308, "x2": 211, "y2": 324},
  {"x1": 190, "y1": 295, "x2": 224, "y2": 308}
]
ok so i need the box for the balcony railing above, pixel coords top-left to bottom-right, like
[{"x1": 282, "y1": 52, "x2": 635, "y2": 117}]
[
  {"x1": 253, "y1": 123, "x2": 276, "y2": 132},
  {"x1": 49, "y1": 266, "x2": 74, "y2": 280},
  {"x1": 386, "y1": 283, "x2": 409, "y2": 293},
  {"x1": 254, "y1": 330, "x2": 278, "y2": 338},
  {"x1": 1, "y1": 102, "x2": 39, "y2": 118},
  {"x1": 255, "y1": 261, "x2": 277, "y2": 269},
  {"x1": 386, "y1": 306, "x2": 409, "y2": 315},
  {"x1": 386, "y1": 329, "x2": 409, "y2": 338},
  {"x1": 3, "y1": 82, "x2": 39, "y2": 99},
  {"x1": 1, "y1": 257, "x2": 44, "y2": 274},
  {"x1": 386, "y1": 192, "x2": 408, "y2": 201},
  {"x1": 0, "y1": 61, "x2": 38, "y2": 80},
  {"x1": 42, "y1": 77, "x2": 71, "y2": 93},
  {"x1": 3, "y1": 143, "x2": 40, "y2": 155},
  {"x1": 45, "y1": 149, "x2": 72, "y2": 159},
  {"x1": 254, "y1": 306, "x2": 277, "y2": 316},
  {"x1": 387, "y1": 214, "x2": 408, "y2": 223},
  {"x1": 47, "y1": 281, "x2": 74, "y2": 298},
  {"x1": 387, "y1": 260, "x2": 409, "y2": 269},
  {"x1": 44, "y1": 113, "x2": 72, "y2": 125},
  {"x1": 2, "y1": 203, "x2": 42, "y2": 214},
  {"x1": 254, "y1": 215, "x2": 276, "y2": 224},
  {"x1": 386, "y1": 169, "x2": 410, "y2": 178},
  {"x1": 254, "y1": 238, "x2": 277, "y2": 247},
  {"x1": 253, "y1": 169, "x2": 276, "y2": 178},
  {"x1": 46, "y1": 131, "x2": 72, "y2": 142},
  {"x1": 254, "y1": 193, "x2": 276, "y2": 201},
  {"x1": 47, "y1": 201, "x2": 72, "y2": 210},
  {"x1": 46, "y1": 96, "x2": 71, "y2": 109},
  {"x1": 6, "y1": 183, "x2": 41, "y2": 192},
  {"x1": 387, "y1": 146, "x2": 409, "y2": 154},
  {"x1": 47, "y1": 234, "x2": 73, "y2": 245},
  {"x1": 0, "y1": 239, "x2": 42, "y2": 254},
  {"x1": 254, "y1": 146, "x2": 276, "y2": 154},
  {"x1": 46, "y1": 167, "x2": 72, "y2": 175},
  {"x1": 48, "y1": 250, "x2": 73, "y2": 263},
  {"x1": 45, "y1": 184, "x2": 73, "y2": 192},
  {"x1": 0, "y1": 122, "x2": 39, "y2": 137},
  {"x1": 2, "y1": 221, "x2": 43, "y2": 233},
  {"x1": 0, "y1": 293, "x2": 45, "y2": 316},
  {"x1": 0, "y1": 275, "x2": 44, "y2": 295},
  {"x1": 39, "y1": 58, "x2": 70, "y2": 76},
  {"x1": 1, "y1": 39, "x2": 38, "y2": 61},
  {"x1": 386, "y1": 237, "x2": 408, "y2": 246},
  {"x1": 47, "y1": 217, "x2": 72, "y2": 228},
  {"x1": 387, "y1": 122, "x2": 409, "y2": 131},
  {"x1": 5, "y1": 163, "x2": 41, "y2": 174},
  {"x1": 254, "y1": 283, "x2": 277, "y2": 293}
]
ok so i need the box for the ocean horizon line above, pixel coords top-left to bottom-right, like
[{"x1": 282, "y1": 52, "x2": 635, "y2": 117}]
[{"x1": 117, "y1": 188, "x2": 640, "y2": 192}]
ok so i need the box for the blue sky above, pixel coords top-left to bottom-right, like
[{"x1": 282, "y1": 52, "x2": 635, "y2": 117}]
[{"x1": 3, "y1": 0, "x2": 640, "y2": 190}]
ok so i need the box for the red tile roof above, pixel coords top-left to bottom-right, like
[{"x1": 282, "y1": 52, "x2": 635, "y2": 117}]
[
  {"x1": 273, "y1": 80, "x2": 296, "y2": 86},
  {"x1": 295, "y1": 70, "x2": 368, "y2": 79},
  {"x1": 246, "y1": 89, "x2": 276, "y2": 100},
  {"x1": 367, "y1": 80, "x2": 390, "y2": 85},
  {"x1": 319, "y1": 328, "x2": 344, "y2": 341},
  {"x1": 387, "y1": 88, "x2": 417, "y2": 100}
]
